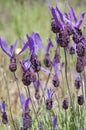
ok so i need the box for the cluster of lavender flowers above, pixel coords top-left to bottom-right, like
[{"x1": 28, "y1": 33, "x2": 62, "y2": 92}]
[{"x1": 0, "y1": 1, "x2": 86, "y2": 130}]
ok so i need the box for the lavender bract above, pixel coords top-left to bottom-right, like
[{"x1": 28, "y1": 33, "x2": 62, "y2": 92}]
[
  {"x1": 20, "y1": 93, "x2": 32, "y2": 129},
  {"x1": 45, "y1": 87, "x2": 54, "y2": 110}
]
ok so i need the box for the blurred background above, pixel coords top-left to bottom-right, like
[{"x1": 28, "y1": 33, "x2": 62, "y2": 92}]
[{"x1": 0, "y1": 0, "x2": 86, "y2": 45}]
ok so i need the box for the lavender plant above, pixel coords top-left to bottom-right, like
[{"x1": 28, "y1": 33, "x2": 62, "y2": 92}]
[{"x1": 0, "y1": 1, "x2": 86, "y2": 130}]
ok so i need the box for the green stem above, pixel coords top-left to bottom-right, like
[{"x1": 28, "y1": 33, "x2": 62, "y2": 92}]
[
  {"x1": 27, "y1": 86, "x2": 39, "y2": 126},
  {"x1": 3, "y1": 72, "x2": 17, "y2": 130}
]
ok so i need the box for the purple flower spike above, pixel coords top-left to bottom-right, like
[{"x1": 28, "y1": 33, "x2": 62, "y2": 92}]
[
  {"x1": 52, "y1": 115, "x2": 57, "y2": 130},
  {"x1": 46, "y1": 87, "x2": 54, "y2": 99},
  {"x1": 45, "y1": 39, "x2": 53, "y2": 54},
  {"x1": 20, "y1": 93, "x2": 30, "y2": 112}
]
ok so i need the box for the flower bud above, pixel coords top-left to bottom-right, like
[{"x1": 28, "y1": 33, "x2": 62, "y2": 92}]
[
  {"x1": 62, "y1": 98, "x2": 69, "y2": 110},
  {"x1": 52, "y1": 75, "x2": 59, "y2": 87},
  {"x1": 44, "y1": 53, "x2": 52, "y2": 68},
  {"x1": 45, "y1": 99, "x2": 53, "y2": 110},
  {"x1": 35, "y1": 91, "x2": 40, "y2": 100},
  {"x1": 22, "y1": 112, "x2": 32, "y2": 129},
  {"x1": 76, "y1": 57, "x2": 84, "y2": 73},
  {"x1": 74, "y1": 77, "x2": 82, "y2": 89},
  {"x1": 22, "y1": 70, "x2": 36, "y2": 86},
  {"x1": 9, "y1": 58, "x2": 17, "y2": 72},
  {"x1": 77, "y1": 95, "x2": 84, "y2": 106},
  {"x1": 51, "y1": 18, "x2": 60, "y2": 33},
  {"x1": 2, "y1": 112, "x2": 8, "y2": 124}
]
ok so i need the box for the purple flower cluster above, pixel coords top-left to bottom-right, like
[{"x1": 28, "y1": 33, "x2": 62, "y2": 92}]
[{"x1": 0, "y1": 1, "x2": 86, "y2": 129}]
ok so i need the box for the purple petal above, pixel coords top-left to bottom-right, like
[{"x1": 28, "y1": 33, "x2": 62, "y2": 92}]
[
  {"x1": 52, "y1": 115, "x2": 57, "y2": 129},
  {"x1": 25, "y1": 97, "x2": 30, "y2": 112},
  {"x1": 34, "y1": 33, "x2": 43, "y2": 54},
  {"x1": 46, "y1": 87, "x2": 54, "y2": 99},
  {"x1": 41, "y1": 67, "x2": 53, "y2": 75},
  {"x1": 56, "y1": 6, "x2": 64, "y2": 23},
  {"x1": 70, "y1": 7, "x2": 77, "y2": 23},
  {"x1": 50, "y1": 6, "x2": 62, "y2": 28},
  {"x1": 10, "y1": 39, "x2": 18, "y2": 56},
  {"x1": 77, "y1": 13, "x2": 85, "y2": 28},
  {"x1": 46, "y1": 39, "x2": 53, "y2": 54},
  {"x1": 20, "y1": 93, "x2": 26, "y2": 111},
  {"x1": 20, "y1": 57, "x2": 31, "y2": 71},
  {"x1": 31, "y1": 32, "x2": 43, "y2": 54},
  {"x1": 26, "y1": 34, "x2": 34, "y2": 53},
  {"x1": 34, "y1": 79, "x2": 41, "y2": 90},
  {"x1": 2, "y1": 101, "x2": 5, "y2": 112},
  {"x1": 0, "y1": 38, "x2": 12, "y2": 57}
]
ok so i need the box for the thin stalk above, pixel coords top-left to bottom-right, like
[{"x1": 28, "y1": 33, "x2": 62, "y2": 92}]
[
  {"x1": 65, "y1": 110, "x2": 67, "y2": 130},
  {"x1": 44, "y1": 66, "x2": 52, "y2": 90},
  {"x1": 27, "y1": 86, "x2": 39, "y2": 126},
  {"x1": 3, "y1": 72, "x2": 17, "y2": 130},
  {"x1": 37, "y1": 72, "x2": 45, "y2": 102},
  {"x1": 80, "y1": 73, "x2": 84, "y2": 98},
  {"x1": 83, "y1": 67, "x2": 86, "y2": 98},
  {"x1": 13, "y1": 72, "x2": 21, "y2": 97},
  {"x1": 64, "y1": 49, "x2": 72, "y2": 105}
]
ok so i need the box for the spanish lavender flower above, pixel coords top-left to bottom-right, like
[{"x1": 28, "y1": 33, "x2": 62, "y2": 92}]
[
  {"x1": 62, "y1": 98, "x2": 69, "y2": 110},
  {"x1": 52, "y1": 115, "x2": 57, "y2": 130},
  {"x1": 74, "y1": 77, "x2": 82, "y2": 89},
  {"x1": 76, "y1": 57, "x2": 84, "y2": 73},
  {"x1": 0, "y1": 38, "x2": 29, "y2": 72},
  {"x1": 64, "y1": 7, "x2": 85, "y2": 44},
  {"x1": 22, "y1": 33, "x2": 43, "y2": 72},
  {"x1": 45, "y1": 87, "x2": 54, "y2": 110},
  {"x1": 77, "y1": 95, "x2": 84, "y2": 106},
  {"x1": 0, "y1": 100, "x2": 8, "y2": 124},
  {"x1": 48, "y1": 1, "x2": 72, "y2": 47},
  {"x1": 20, "y1": 57, "x2": 36, "y2": 86},
  {"x1": 44, "y1": 39, "x2": 53, "y2": 67},
  {"x1": 20, "y1": 93, "x2": 32, "y2": 129}
]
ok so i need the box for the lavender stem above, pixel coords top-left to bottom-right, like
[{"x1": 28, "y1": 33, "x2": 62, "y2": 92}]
[{"x1": 27, "y1": 86, "x2": 39, "y2": 126}]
